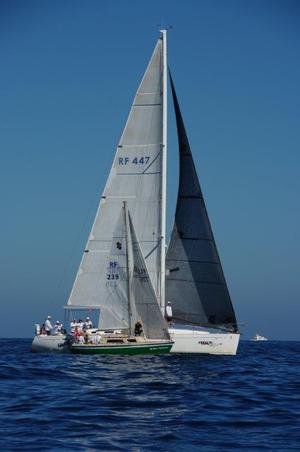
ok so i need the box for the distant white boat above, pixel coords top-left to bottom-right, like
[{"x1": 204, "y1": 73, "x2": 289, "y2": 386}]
[{"x1": 251, "y1": 333, "x2": 268, "y2": 341}]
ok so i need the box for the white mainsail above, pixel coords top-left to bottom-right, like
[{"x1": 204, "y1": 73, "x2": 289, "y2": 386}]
[{"x1": 67, "y1": 32, "x2": 167, "y2": 322}]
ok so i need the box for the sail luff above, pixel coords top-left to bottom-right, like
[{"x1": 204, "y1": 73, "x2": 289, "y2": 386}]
[{"x1": 160, "y1": 29, "x2": 168, "y2": 315}]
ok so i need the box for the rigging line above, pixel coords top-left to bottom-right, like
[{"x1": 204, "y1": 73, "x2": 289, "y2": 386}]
[
  {"x1": 55, "y1": 159, "x2": 109, "y2": 302},
  {"x1": 166, "y1": 259, "x2": 220, "y2": 264},
  {"x1": 54, "y1": 200, "x2": 100, "y2": 301},
  {"x1": 167, "y1": 278, "x2": 226, "y2": 286},
  {"x1": 144, "y1": 240, "x2": 160, "y2": 260},
  {"x1": 142, "y1": 149, "x2": 162, "y2": 174}
]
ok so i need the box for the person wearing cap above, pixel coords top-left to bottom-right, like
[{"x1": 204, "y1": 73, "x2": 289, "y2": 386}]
[
  {"x1": 84, "y1": 317, "x2": 93, "y2": 330},
  {"x1": 44, "y1": 316, "x2": 53, "y2": 335},
  {"x1": 166, "y1": 302, "x2": 173, "y2": 323},
  {"x1": 52, "y1": 321, "x2": 62, "y2": 335}
]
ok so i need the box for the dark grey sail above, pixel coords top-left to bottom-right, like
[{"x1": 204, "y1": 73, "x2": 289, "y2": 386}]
[{"x1": 166, "y1": 74, "x2": 238, "y2": 332}]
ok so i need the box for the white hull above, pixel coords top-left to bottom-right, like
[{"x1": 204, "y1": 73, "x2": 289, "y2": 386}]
[
  {"x1": 31, "y1": 334, "x2": 70, "y2": 353},
  {"x1": 169, "y1": 324, "x2": 240, "y2": 355},
  {"x1": 251, "y1": 334, "x2": 268, "y2": 341}
]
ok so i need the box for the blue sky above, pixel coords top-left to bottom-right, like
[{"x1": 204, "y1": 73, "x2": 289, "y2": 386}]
[{"x1": 1, "y1": 0, "x2": 299, "y2": 339}]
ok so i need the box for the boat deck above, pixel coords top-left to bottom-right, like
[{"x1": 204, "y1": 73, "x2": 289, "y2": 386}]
[{"x1": 71, "y1": 332, "x2": 173, "y2": 355}]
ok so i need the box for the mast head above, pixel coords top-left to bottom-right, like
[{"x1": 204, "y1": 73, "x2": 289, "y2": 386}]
[{"x1": 159, "y1": 26, "x2": 172, "y2": 37}]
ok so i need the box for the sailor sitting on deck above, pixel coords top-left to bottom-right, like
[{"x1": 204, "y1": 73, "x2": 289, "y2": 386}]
[
  {"x1": 78, "y1": 335, "x2": 85, "y2": 344},
  {"x1": 72, "y1": 327, "x2": 80, "y2": 342},
  {"x1": 134, "y1": 321, "x2": 143, "y2": 336},
  {"x1": 44, "y1": 316, "x2": 53, "y2": 335},
  {"x1": 91, "y1": 334, "x2": 97, "y2": 344}
]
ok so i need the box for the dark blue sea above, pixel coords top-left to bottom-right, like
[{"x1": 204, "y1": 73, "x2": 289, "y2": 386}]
[{"x1": 0, "y1": 340, "x2": 299, "y2": 451}]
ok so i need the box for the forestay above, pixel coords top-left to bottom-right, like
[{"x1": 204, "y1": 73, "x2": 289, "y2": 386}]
[
  {"x1": 67, "y1": 37, "x2": 164, "y2": 318},
  {"x1": 166, "y1": 74, "x2": 238, "y2": 331}
]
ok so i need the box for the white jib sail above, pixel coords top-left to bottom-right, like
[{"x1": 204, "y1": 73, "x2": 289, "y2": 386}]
[
  {"x1": 67, "y1": 34, "x2": 165, "y2": 325},
  {"x1": 128, "y1": 211, "x2": 170, "y2": 340}
]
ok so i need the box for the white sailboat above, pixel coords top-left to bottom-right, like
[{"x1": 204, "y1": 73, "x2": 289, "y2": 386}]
[
  {"x1": 32, "y1": 30, "x2": 240, "y2": 355},
  {"x1": 166, "y1": 73, "x2": 240, "y2": 355}
]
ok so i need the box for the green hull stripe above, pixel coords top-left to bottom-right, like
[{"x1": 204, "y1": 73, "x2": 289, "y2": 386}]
[{"x1": 71, "y1": 343, "x2": 172, "y2": 355}]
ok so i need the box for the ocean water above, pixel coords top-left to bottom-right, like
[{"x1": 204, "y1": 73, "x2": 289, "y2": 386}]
[{"x1": 0, "y1": 340, "x2": 299, "y2": 451}]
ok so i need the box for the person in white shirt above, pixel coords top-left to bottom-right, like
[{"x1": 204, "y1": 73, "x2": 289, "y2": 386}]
[
  {"x1": 77, "y1": 319, "x2": 84, "y2": 332},
  {"x1": 44, "y1": 316, "x2": 53, "y2": 335},
  {"x1": 70, "y1": 319, "x2": 77, "y2": 334},
  {"x1": 52, "y1": 321, "x2": 62, "y2": 335},
  {"x1": 166, "y1": 302, "x2": 173, "y2": 323},
  {"x1": 84, "y1": 317, "x2": 93, "y2": 330},
  {"x1": 78, "y1": 335, "x2": 85, "y2": 344}
]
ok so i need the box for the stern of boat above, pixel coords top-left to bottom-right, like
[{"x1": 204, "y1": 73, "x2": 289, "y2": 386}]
[{"x1": 169, "y1": 325, "x2": 240, "y2": 355}]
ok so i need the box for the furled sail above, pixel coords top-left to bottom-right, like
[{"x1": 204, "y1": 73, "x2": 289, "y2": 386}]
[
  {"x1": 67, "y1": 36, "x2": 164, "y2": 315},
  {"x1": 166, "y1": 74, "x2": 238, "y2": 331},
  {"x1": 128, "y1": 212, "x2": 170, "y2": 340}
]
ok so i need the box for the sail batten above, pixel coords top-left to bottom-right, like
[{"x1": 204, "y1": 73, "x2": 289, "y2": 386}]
[{"x1": 166, "y1": 73, "x2": 238, "y2": 331}]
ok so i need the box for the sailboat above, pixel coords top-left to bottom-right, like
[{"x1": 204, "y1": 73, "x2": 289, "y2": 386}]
[
  {"x1": 70, "y1": 202, "x2": 173, "y2": 354},
  {"x1": 251, "y1": 333, "x2": 268, "y2": 341},
  {"x1": 32, "y1": 30, "x2": 240, "y2": 355},
  {"x1": 166, "y1": 74, "x2": 240, "y2": 355}
]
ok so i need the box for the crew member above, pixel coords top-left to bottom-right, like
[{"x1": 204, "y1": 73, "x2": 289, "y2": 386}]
[
  {"x1": 77, "y1": 319, "x2": 84, "y2": 332},
  {"x1": 44, "y1": 316, "x2": 53, "y2": 335},
  {"x1": 134, "y1": 321, "x2": 143, "y2": 336},
  {"x1": 52, "y1": 321, "x2": 61, "y2": 335},
  {"x1": 70, "y1": 319, "x2": 77, "y2": 334},
  {"x1": 85, "y1": 317, "x2": 93, "y2": 330},
  {"x1": 166, "y1": 301, "x2": 173, "y2": 323}
]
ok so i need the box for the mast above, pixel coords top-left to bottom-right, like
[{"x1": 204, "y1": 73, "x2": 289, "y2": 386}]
[
  {"x1": 160, "y1": 29, "x2": 167, "y2": 315},
  {"x1": 123, "y1": 201, "x2": 133, "y2": 336}
]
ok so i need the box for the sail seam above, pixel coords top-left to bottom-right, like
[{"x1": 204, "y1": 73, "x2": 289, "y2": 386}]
[
  {"x1": 133, "y1": 103, "x2": 162, "y2": 107},
  {"x1": 117, "y1": 172, "x2": 161, "y2": 176},
  {"x1": 118, "y1": 143, "x2": 161, "y2": 148},
  {"x1": 167, "y1": 278, "x2": 226, "y2": 286},
  {"x1": 166, "y1": 259, "x2": 219, "y2": 264},
  {"x1": 176, "y1": 237, "x2": 213, "y2": 241},
  {"x1": 179, "y1": 195, "x2": 204, "y2": 200}
]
